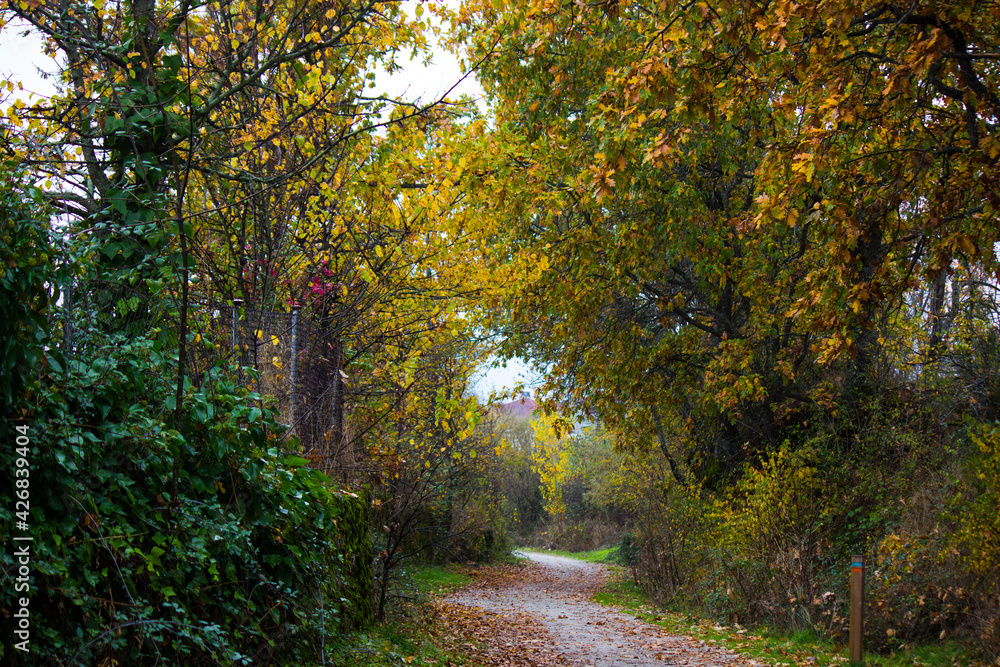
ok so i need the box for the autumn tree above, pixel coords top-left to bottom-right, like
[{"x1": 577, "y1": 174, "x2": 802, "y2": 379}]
[
  {"x1": 444, "y1": 0, "x2": 1000, "y2": 480},
  {"x1": 0, "y1": 0, "x2": 494, "y2": 662},
  {"x1": 358, "y1": 330, "x2": 501, "y2": 619},
  {"x1": 2, "y1": 0, "x2": 444, "y2": 415},
  {"x1": 446, "y1": 0, "x2": 808, "y2": 480},
  {"x1": 494, "y1": 413, "x2": 545, "y2": 537}
]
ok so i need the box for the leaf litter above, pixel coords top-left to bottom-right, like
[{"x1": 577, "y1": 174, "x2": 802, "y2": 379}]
[{"x1": 435, "y1": 552, "x2": 763, "y2": 666}]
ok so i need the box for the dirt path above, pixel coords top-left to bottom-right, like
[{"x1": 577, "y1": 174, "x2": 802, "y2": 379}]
[{"x1": 440, "y1": 551, "x2": 762, "y2": 667}]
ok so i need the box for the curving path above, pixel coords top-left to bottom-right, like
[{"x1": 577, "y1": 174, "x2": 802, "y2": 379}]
[{"x1": 444, "y1": 551, "x2": 763, "y2": 667}]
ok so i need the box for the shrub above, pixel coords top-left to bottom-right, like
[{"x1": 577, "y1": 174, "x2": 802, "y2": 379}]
[
  {"x1": 951, "y1": 421, "x2": 1000, "y2": 659},
  {"x1": 626, "y1": 481, "x2": 715, "y2": 604},
  {"x1": 1, "y1": 336, "x2": 372, "y2": 664},
  {"x1": 708, "y1": 445, "x2": 832, "y2": 625},
  {"x1": 0, "y1": 179, "x2": 372, "y2": 664}
]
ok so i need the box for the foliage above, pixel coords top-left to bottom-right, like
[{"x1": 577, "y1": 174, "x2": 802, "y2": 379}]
[
  {"x1": 0, "y1": 174, "x2": 68, "y2": 421},
  {"x1": 447, "y1": 0, "x2": 1000, "y2": 490},
  {"x1": 529, "y1": 413, "x2": 572, "y2": 516},
  {"x1": 594, "y1": 567, "x2": 983, "y2": 667},
  {"x1": 366, "y1": 342, "x2": 508, "y2": 620},
  {"x1": 494, "y1": 414, "x2": 546, "y2": 538},
  {"x1": 623, "y1": 479, "x2": 714, "y2": 603},
  {"x1": 954, "y1": 422, "x2": 1000, "y2": 579},
  {"x1": 712, "y1": 445, "x2": 830, "y2": 625},
  {"x1": 950, "y1": 421, "x2": 1000, "y2": 656},
  {"x1": 432, "y1": 0, "x2": 1000, "y2": 657},
  {"x1": 2, "y1": 0, "x2": 505, "y2": 659},
  {"x1": 5, "y1": 0, "x2": 1000, "y2": 661},
  {"x1": 0, "y1": 210, "x2": 371, "y2": 665},
  {"x1": 604, "y1": 400, "x2": 1000, "y2": 660}
]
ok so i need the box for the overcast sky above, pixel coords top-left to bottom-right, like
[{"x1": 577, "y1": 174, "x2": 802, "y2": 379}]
[{"x1": 0, "y1": 18, "x2": 58, "y2": 102}]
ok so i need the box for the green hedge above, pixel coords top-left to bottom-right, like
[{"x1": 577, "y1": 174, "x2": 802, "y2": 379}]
[{"x1": 1, "y1": 170, "x2": 372, "y2": 665}]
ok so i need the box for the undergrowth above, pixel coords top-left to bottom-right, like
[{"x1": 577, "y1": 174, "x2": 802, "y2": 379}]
[
  {"x1": 325, "y1": 564, "x2": 478, "y2": 666},
  {"x1": 590, "y1": 562, "x2": 988, "y2": 667}
]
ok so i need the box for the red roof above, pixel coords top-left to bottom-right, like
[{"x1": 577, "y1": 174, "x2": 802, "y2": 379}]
[{"x1": 499, "y1": 396, "x2": 538, "y2": 419}]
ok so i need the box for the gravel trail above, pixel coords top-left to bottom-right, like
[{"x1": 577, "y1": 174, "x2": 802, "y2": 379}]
[{"x1": 444, "y1": 551, "x2": 763, "y2": 667}]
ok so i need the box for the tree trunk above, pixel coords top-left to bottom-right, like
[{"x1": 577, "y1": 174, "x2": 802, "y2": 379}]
[
  {"x1": 844, "y1": 206, "x2": 885, "y2": 409},
  {"x1": 926, "y1": 269, "x2": 948, "y2": 364},
  {"x1": 330, "y1": 337, "x2": 345, "y2": 466}
]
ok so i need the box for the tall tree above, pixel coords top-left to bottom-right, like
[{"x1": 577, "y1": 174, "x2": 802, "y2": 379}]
[{"x1": 446, "y1": 0, "x2": 1000, "y2": 478}]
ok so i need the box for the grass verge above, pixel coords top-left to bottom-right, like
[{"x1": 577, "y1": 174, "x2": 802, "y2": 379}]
[
  {"x1": 324, "y1": 600, "x2": 480, "y2": 666},
  {"x1": 407, "y1": 563, "x2": 473, "y2": 596},
  {"x1": 567, "y1": 552, "x2": 987, "y2": 667},
  {"x1": 515, "y1": 545, "x2": 621, "y2": 563},
  {"x1": 322, "y1": 563, "x2": 475, "y2": 666}
]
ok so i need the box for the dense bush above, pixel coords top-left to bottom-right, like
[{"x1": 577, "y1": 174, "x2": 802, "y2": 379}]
[
  {"x1": 622, "y1": 482, "x2": 712, "y2": 600},
  {"x1": 950, "y1": 421, "x2": 1000, "y2": 657},
  {"x1": 495, "y1": 415, "x2": 546, "y2": 540},
  {"x1": 0, "y1": 183, "x2": 371, "y2": 665},
  {"x1": 613, "y1": 396, "x2": 1000, "y2": 661}
]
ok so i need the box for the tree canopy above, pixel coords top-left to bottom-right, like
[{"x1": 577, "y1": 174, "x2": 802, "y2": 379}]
[{"x1": 446, "y1": 0, "x2": 1000, "y2": 479}]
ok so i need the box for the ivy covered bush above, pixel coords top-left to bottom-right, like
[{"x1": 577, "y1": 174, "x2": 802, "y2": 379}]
[{"x1": 1, "y1": 174, "x2": 371, "y2": 665}]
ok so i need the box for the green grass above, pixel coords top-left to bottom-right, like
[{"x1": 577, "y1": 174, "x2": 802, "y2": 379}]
[
  {"x1": 406, "y1": 563, "x2": 472, "y2": 596},
  {"x1": 323, "y1": 563, "x2": 477, "y2": 666},
  {"x1": 516, "y1": 545, "x2": 621, "y2": 563},
  {"x1": 323, "y1": 603, "x2": 479, "y2": 667}
]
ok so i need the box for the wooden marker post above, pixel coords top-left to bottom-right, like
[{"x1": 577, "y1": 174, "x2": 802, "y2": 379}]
[{"x1": 850, "y1": 554, "x2": 864, "y2": 664}]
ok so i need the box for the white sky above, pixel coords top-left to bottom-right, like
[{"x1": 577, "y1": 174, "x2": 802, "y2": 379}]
[
  {"x1": 0, "y1": 18, "x2": 58, "y2": 102},
  {"x1": 0, "y1": 5, "x2": 484, "y2": 106},
  {"x1": 472, "y1": 356, "x2": 541, "y2": 399},
  {"x1": 374, "y1": 2, "x2": 485, "y2": 107}
]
